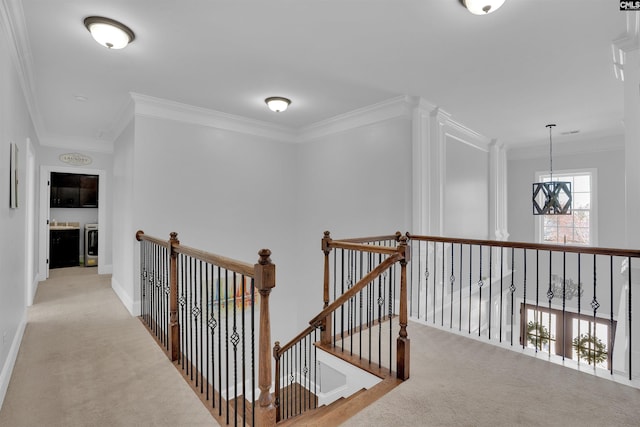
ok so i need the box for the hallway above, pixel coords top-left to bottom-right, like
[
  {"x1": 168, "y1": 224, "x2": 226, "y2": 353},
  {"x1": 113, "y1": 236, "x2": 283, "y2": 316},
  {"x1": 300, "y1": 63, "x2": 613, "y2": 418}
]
[{"x1": 0, "y1": 268, "x2": 216, "y2": 427}]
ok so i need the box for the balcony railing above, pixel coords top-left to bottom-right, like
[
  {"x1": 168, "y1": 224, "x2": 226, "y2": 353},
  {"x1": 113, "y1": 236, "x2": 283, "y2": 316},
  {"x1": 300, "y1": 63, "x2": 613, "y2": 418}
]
[{"x1": 406, "y1": 233, "x2": 640, "y2": 382}]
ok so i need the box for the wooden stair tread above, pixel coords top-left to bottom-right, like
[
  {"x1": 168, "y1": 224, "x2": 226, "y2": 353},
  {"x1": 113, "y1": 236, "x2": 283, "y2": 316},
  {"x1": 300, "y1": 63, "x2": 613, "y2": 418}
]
[{"x1": 277, "y1": 376, "x2": 402, "y2": 426}]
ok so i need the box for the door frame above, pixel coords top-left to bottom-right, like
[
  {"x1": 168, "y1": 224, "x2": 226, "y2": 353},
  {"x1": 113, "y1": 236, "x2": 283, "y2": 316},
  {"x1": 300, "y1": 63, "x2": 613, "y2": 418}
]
[{"x1": 38, "y1": 165, "x2": 106, "y2": 280}]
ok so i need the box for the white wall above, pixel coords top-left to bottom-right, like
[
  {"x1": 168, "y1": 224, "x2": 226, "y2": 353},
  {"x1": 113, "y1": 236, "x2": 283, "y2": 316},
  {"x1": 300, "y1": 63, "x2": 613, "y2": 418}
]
[
  {"x1": 111, "y1": 120, "x2": 136, "y2": 312},
  {"x1": 443, "y1": 135, "x2": 489, "y2": 239},
  {"x1": 507, "y1": 136, "x2": 625, "y2": 247},
  {"x1": 293, "y1": 117, "x2": 413, "y2": 326},
  {"x1": 0, "y1": 14, "x2": 40, "y2": 409}
]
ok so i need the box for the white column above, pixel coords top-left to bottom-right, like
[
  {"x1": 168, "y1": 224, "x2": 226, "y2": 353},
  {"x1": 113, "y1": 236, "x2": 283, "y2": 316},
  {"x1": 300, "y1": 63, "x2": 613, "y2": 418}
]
[
  {"x1": 613, "y1": 11, "x2": 640, "y2": 380},
  {"x1": 488, "y1": 139, "x2": 509, "y2": 241}
]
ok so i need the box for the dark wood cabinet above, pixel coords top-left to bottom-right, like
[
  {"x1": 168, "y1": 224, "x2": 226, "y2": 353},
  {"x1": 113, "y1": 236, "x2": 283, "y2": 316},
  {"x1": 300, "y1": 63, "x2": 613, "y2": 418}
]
[
  {"x1": 50, "y1": 173, "x2": 99, "y2": 208},
  {"x1": 50, "y1": 229, "x2": 80, "y2": 268}
]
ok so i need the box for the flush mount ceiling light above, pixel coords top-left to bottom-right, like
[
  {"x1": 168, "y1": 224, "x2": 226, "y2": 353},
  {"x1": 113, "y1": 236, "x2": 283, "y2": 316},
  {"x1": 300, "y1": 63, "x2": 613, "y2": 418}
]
[
  {"x1": 265, "y1": 97, "x2": 291, "y2": 113},
  {"x1": 84, "y1": 16, "x2": 135, "y2": 49},
  {"x1": 461, "y1": 0, "x2": 505, "y2": 15},
  {"x1": 532, "y1": 124, "x2": 572, "y2": 216}
]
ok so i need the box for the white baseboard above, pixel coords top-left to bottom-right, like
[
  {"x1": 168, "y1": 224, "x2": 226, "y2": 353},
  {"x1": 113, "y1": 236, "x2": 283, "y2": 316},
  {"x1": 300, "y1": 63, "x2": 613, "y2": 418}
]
[
  {"x1": 111, "y1": 276, "x2": 138, "y2": 316},
  {"x1": 27, "y1": 275, "x2": 39, "y2": 307},
  {"x1": 98, "y1": 263, "x2": 113, "y2": 275},
  {"x1": 0, "y1": 312, "x2": 27, "y2": 412}
]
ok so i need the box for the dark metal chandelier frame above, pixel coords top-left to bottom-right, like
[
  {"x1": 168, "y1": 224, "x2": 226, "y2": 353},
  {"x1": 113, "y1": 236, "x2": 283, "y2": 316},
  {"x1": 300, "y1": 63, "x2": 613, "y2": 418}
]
[{"x1": 532, "y1": 124, "x2": 572, "y2": 215}]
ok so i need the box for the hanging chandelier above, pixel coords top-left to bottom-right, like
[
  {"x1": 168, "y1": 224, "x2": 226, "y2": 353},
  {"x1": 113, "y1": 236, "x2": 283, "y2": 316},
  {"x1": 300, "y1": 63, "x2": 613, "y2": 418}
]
[{"x1": 532, "y1": 124, "x2": 572, "y2": 215}]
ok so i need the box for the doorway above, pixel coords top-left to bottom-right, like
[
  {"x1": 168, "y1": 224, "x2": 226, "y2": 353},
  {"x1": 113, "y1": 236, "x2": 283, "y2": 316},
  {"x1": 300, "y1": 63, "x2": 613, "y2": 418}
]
[{"x1": 39, "y1": 166, "x2": 106, "y2": 280}]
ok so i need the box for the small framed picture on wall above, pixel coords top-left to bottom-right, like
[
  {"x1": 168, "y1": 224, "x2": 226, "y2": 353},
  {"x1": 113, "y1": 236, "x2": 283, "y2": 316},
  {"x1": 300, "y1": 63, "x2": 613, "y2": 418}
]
[{"x1": 9, "y1": 142, "x2": 18, "y2": 208}]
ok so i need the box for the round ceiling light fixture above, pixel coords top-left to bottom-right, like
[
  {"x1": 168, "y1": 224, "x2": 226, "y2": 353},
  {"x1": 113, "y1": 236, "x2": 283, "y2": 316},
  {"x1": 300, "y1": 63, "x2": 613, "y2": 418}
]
[
  {"x1": 84, "y1": 16, "x2": 135, "y2": 49},
  {"x1": 462, "y1": 0, "x2": 505, "y2": 15},
  {"x1": 265, "y1": 97, "x2": 291, "y2": 113}
]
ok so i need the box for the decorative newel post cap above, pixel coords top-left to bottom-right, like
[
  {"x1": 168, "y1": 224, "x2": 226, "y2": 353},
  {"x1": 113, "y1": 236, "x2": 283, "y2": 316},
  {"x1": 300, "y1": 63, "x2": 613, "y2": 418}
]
[
  {"x1": 135, "y1": 230, "x2": 144, "y2": 241},
  {"x1": 323, "y1": 230, "x2": 331, "y2": 238},
  {"x1": 258, "y1": 249, "x2": 272, "y2": 265},
  {"x1": 169, "y1": 232, "x2": 179, "y2": 244},
  {"x1": 399, "y1": 235, "x2": 408, "y2": 245}
]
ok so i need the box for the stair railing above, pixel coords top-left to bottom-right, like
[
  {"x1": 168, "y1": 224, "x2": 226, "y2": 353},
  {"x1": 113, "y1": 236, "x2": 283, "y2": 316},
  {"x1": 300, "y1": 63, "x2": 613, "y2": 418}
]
[
  {"x1": 406, "y1": 233, "x2": 640, "y2": 382},
  {"x1": 272, "y1": 231, "x2": 410, "y2": 423},
  {"x1": 136, "y1": 231, "x2": 276, "y2": 427}
]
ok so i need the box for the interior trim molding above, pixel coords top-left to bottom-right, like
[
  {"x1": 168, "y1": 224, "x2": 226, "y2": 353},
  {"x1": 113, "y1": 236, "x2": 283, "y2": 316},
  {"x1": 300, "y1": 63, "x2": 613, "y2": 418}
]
[
  {"x1": 131, "y1": 92, "x2": 298, "y2": 143},
  {"x1": 0, "y1": 0, "x2": 45, "y2": 142},
  {"x1": 298, "y1": 96, "x2": 413, "y2": 142},
  {"x1": 111, "y1": 276, "x2": 136, "y2": 316},
  {"x1": 0, "y1": 312, "x2": 26, "y2": 411}
]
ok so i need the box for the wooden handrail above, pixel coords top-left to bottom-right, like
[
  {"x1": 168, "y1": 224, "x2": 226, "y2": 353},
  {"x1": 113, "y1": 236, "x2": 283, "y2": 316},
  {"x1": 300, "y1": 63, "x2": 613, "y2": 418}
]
[
  {"x1": 338, "y1": 232, "x2": 401, "y2": 244},
  {"x1": 406, "y1": 233, "x2": 640, "y2": 258},
  {"x1": 136, "y1": 230, "x2": 170, "y2": 248},
  {"x1": 328, "y1": 240, "x2": 400, "y2": 255},
  {"x1": 309, "y1": 253, "x2": 402, "y2": 327},
  {"x1": 275, "y1": 325, "x2": 317, "y2": 356},
  {"x1": 136, "y1": 229, "x2": 255, "y2": 276},
  {"x1": 173, "y1": 245, "x2": 255, "y2": 277}
]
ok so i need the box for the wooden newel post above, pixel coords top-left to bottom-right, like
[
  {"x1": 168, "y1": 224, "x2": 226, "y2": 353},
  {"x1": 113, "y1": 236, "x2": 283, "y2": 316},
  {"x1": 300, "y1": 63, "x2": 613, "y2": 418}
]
[
  {"x1": 255, "y1": 249, "x2": 277, "y2": 427},
  {"x1": 169, "y1": 232, "x2": 180, "y2": 362},
  {"x1": 321, "y1": 231, "x2": 333, "y2": 345},
  {"x1": 396, "y1": 235, "x2": 411, "y2": 380}
]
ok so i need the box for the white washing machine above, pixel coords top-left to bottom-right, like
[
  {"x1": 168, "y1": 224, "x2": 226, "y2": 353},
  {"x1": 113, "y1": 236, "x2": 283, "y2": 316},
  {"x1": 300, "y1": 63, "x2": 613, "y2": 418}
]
[{"x1": 84, "y1": 223, "x2": 98, "y2": 267}]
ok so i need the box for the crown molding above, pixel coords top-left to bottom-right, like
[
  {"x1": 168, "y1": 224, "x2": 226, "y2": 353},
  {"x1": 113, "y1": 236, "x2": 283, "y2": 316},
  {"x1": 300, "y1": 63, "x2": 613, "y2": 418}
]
[
  {"x1": 0, "y1": 0, "x2": 46, "y2": 141},
  {"x1": 130, "y1": 92, "x2": 298, "y2": 143},
  {"x1": 297, "y1": 95, "x2": 413, "y2": 142}
]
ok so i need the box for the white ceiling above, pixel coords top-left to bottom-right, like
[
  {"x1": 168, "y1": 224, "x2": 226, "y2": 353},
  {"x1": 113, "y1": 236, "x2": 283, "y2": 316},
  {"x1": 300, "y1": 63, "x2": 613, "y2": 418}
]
[{"x1": 9, "y1": 0, "x2": 630, "y2": 150}]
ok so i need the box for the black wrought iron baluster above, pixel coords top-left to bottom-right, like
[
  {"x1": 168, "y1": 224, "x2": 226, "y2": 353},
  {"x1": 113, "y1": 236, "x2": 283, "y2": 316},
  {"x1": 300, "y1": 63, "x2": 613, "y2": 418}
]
[
  {"x1": 296, "y1": 341, "x2": 300, "y2": 416},
  {"x1": 378, "y1": 265, "x2": 384, "y2": 368},
  {"x1": 628, "y1": 257, "x2": 632, "y2": 380},
  {"x1": 199, "y1": 260, "x2": 205, "y2": 392},
  {"x1": 547, "y1": 250, "x2": 553, "y2": 358},
  {"x1": 488, "y1": 246, "x2": 492, "y2": 340},
  {"x1": 180, "y1": 254, "x2": 187, "y2": 370},
  {"x1": 150, "y1": 243, "x2": 156, "y2": 336},
  {"x1": 314, "y1": 328, "x2": 318, "y2": 409},
  {"x1": 359, "y1": 251, "x2": 364, "y2": 360},
  {"x1": 433, "y1": 242, "x2": 437, "y2": 324},
  {"x1": 478, "y1": 245, "x2": 483, "y2": 337},
  {"x1": 591, "y1": 254, "x2": 599, "y2": 371},
  {"x1": 562, "y1": 251, "x2": 566, "y2": 360},
  {"x1": 459, "y1": 244, "x2": 463, "y2": 332},
  {"x1": 535, "y1": 250, "x2": 540, "y2": 352},
  {"x1": 217, "y1": 266, "x2": 222, "y2": 415},
  {"x1": 450, "y1": 243, "x2": 455, "y2": 329},
  {"x1": 410, "y1": 240, "x2": 414, "y2": 318},
  {"x1": 251, "y1": 277, "x2": 256, "y2": 425},
  {"x1": 232, "y1": 272, "x2": 240, "y2": 426},
  {"x1": 417, "y1": 240, "x2": 421, "y2": 319},
  {"x1": 241, "y1": 274, "x2": 247, "y2": 424},
  {"x1": 441, "y1": 242, "x2": 445, "y2": 326},
  {"x1": 349, "y1": 250, "x2": 354, "y2": 355},
  {"x1": 499, "y1": 247, "x2": 503, "y2": 342},
  {"x1": 523, "y1": 249, "x2": 527, "y2": 349},
  {"x1": 341, "y1": 249, "x2": 345, "y2": 351},
  {"x1": 333, "y1": 249, "x2": 337, "y2": 347},
  {"x1": 368, "y1": 253, "x2": 372, "y2": 365},
  {"x1": 140, "y1": 241, "x2": 145, "y2": 325},
  {"x1": 510, "y1": 248, "x2": 516, "y2": 346},
  {"x1": 202, "y1": 263, "x2": 211, "y2": 401},
  {"x1": 468, "y1": 245, "x2": 472, "y2": 334},
  {"x1": 225, "y1": 268, "x2": 230, "y2": 424},
  {"x1": 610, "y1": 256, "x2": 614, "y2": 375},
  {"x1": 575, "y1": 254, "x2": 581, "y2": 365},
  {"x1": 190, "y1": 257, "x2": 195, "y2": 381},
  {"x1": 389, "y1": 265, "x2": 393, "y2": 367}
]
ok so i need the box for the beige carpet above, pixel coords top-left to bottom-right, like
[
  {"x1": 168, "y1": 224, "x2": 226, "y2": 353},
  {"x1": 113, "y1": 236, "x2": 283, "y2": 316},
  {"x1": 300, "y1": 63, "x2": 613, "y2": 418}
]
[
  {"x1": 3, "y1": 268, "x2": 640, "y2": 427},
  {"x1": 0, "y1": 267, "x2": 217, "y2": 427},
  {"x1": 341, "y1": 321, "x2": 640, "y2": 427}
]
